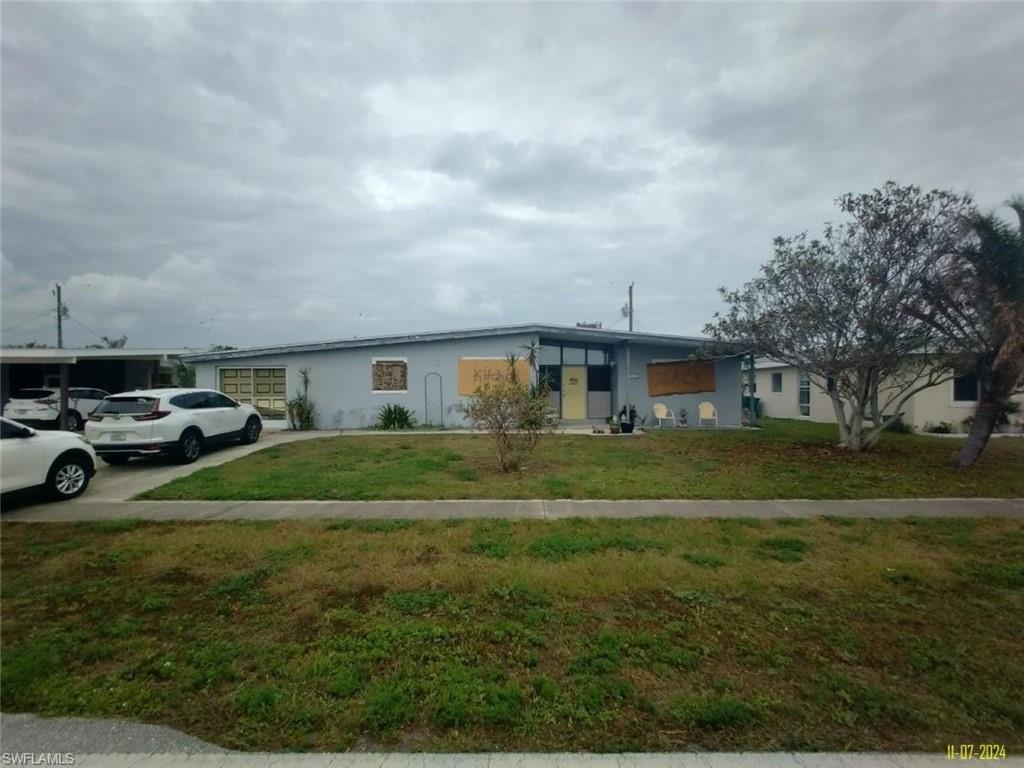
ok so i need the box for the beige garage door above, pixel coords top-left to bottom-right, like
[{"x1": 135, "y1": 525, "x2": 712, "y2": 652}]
[{"x1": 219, "y1": 367, "x2": 287, "y2": 419}]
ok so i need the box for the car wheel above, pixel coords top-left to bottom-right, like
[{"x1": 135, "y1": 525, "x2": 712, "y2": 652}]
[
  {"x1": 176, "y1": 428, "x2": 203, "y2": 464},
  {"x1": 240, "y1": 416, "x2": 262, "y2": 444},
  {"x1": 101, "y1": 455, "x2": 131, "y2": 466},
  {"x1": 67, "y1": 411, "x2": 83, "y2": 432},
  {"x1": 47, "y1": 452, "x2": 91, "y2": 500}
]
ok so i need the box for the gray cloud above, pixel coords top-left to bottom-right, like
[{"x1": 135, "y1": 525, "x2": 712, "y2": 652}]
[{"x1": 2, "y1": 2, "x2": 1022, "y2": 349}]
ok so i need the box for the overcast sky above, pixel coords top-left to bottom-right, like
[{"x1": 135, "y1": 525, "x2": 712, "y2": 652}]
[{"x1": 2, "y1": 2, "x2": 1022, "y2": 349}]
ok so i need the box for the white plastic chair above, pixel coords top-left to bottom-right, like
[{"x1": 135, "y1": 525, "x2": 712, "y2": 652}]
[
  {"x1": 697, "y1": 401, "x2": 718, "y2": 427},
  {"x1": 652, "y1": 403, "x2": 678, "y2": 428}
]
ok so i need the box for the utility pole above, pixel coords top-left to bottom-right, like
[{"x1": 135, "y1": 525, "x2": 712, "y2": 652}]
[
  {"x1": 628, "y1": 282, "x2": 634, "y2": 332},
  {"x1": 55, "y1": 283, "x2": 64, "y2": 348}
]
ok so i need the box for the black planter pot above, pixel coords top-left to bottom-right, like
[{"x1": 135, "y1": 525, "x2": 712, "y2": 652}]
[{"x1": 620, "y1": 421, "x2": 635, "y2": 434}]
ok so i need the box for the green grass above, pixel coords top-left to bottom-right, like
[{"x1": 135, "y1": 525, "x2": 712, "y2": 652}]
[
  {"x1": 138, "y1": 418, "x2": 1024, "y2": 500},
  {"x1": 2, "y1": 516, "x2": 1022, "y2": 752}
]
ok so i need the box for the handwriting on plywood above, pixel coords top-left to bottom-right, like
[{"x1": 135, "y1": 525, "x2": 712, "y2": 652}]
[
  {"x1": 458, "y1": 358, "x2": 531, "y2": 395},
  {"x1": 372, "y1": 360, "x2": 408, "y2": 392}
]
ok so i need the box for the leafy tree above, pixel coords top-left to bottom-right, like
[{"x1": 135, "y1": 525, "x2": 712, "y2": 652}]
[
  {"x1": 706, "y1": 183, "x2": 972, "y2": 451},
  {"x1": 909, "y1": 197, "x2": 1024, "y2": 467}
]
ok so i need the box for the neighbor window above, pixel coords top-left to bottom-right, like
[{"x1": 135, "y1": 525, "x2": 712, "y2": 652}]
[
  {"x1": 798, "y1": 371, "x2": 811, "y2": 416},
  {"x1": 953, "y1": 372, "x2": 979, "y2": 403},
  {"x1": 771, "y1": 372, "x2": 783, "y2": 393},
  {"x1": 372, "y1": 359, "x2": 408, "y2": 393}
]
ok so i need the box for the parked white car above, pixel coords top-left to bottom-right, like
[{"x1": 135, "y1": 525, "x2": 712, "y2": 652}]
[
  {"x1": 0, "y1": 417, "x2": 98, "y2": 500},
  {"x1": 2, "y1": 387, "x2": 111, "y2": 432},
  {"x1": 84, "y1": 388, "x2": 262, "y2": 465}
]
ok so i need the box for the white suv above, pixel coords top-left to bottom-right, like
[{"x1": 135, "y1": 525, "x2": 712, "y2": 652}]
[
  {"x1": 85, "y1": 388, "x2": 263, "y2": 465},
  {"x1": 2, "y1": 387, "x2": 110, "y2": 432},
  {"x1": 0, "y1": 417, "x2": 98, "y2": 500}
]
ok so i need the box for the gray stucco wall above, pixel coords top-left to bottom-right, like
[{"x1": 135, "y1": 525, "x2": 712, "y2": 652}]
[
  {"x1": 195, "y1": 333, "x2": 537, "y2": 428},
  {"x1": 613, "y1": 342, "x2": 742, "y2": 427},
  {"x1": 194, "y1": 334, "x2": 743, "y2": 428}
]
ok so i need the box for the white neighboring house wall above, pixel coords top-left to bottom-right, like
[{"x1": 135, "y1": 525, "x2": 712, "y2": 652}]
[{"x1": 754, "y1": 361, "x2": 1024, "y2": 432}]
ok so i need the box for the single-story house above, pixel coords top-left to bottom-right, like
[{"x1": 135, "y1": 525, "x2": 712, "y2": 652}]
[
  {"x1": 183, "y1": 324, "x2": 743, "y2": 429},
  {"x1": 753, "y1": 359, "x2": 1024, "y2": 433}
]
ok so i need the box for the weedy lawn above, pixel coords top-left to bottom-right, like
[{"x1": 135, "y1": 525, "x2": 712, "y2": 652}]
[
  {"x1": 2, "y1": 516, "x2": 1022, "y2": 752},
  {"x1": 138, "y1": 418, "x2": 1024, "y2": 500}
]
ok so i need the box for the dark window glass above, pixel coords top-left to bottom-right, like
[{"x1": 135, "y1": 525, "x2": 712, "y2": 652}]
[
  {"x1": 95, "y1": 397, "x2": 157, "y2": 414},
  {"x1": 586, "y1": 348, "x2": 608, "y2": 366},
  {"x1": 771, "y1": 373, "x2": 783, "y2": 393},
  {"x1": 539, "y1": 365, "x2": 560, "y2": 392},
  {"x1": 588, "y1": 366, "x2": 611, "y2": 392},
  {"x1": 1, "y1": 420, "x2": 25, "y2": 439},
  {"x1": 13, "y1": 389, "x2": 55, "y2": 400},
  {"x1": 209, "y1": 393, "x2": 237, "y2": 408},
  {"x1": 953, "y1": 373, "x2": 979, "y2": 402}
]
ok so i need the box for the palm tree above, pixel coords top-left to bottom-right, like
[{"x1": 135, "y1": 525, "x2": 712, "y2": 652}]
[{"x1": 949, "y1": 198, "x2": 1024, "y2": 467}]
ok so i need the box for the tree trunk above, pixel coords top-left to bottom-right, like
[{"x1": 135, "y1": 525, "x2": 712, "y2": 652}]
[{"x1": 954, "y1": 398, "x2": 1001, "y2": 468}]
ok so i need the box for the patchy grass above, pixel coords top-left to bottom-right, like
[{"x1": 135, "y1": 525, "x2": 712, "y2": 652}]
[
  {"x1": 2, "y1": 516, "x2": 1022, "y2": 752},
  {"x1": 138, "y1": 418, "x2": 1024, "y2": 500}
]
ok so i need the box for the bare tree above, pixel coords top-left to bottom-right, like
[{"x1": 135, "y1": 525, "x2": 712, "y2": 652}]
[{"x1": 706, "y1": 183, "x2": 973, "y2": 451}]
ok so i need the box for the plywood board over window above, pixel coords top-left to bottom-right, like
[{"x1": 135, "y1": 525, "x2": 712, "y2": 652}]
[
  {"x1": 458, "y1": 358, "x2": 531, "y2": 395},
  {"x1": 647, "y1": 360, "x2": 716, "y2": 396},
  {"x1": 372, "y1": 360, "x2": 408, "y2": 392}
]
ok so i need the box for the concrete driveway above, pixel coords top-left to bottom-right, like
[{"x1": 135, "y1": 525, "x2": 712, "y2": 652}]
[{"x1": 2, "y1": 428, "x2": 328, "y2": 513}]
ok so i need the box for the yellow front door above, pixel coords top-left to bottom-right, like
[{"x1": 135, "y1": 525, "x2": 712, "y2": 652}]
[{"x1": 561, "y1": 366, "x2": 587, "y2": 419}]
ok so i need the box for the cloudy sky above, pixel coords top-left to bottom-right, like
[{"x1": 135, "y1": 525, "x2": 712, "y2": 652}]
[{"x1": 2, "y1": 2, "x2": 1022, "y2": 349}]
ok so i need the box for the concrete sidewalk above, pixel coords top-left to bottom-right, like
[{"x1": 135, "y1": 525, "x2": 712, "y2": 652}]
[{"x1": 3, "y1": 497, "x2": 1022, "y2": 521}]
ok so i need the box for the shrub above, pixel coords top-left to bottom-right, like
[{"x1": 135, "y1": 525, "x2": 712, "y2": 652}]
[
  {"x1": 286, "y1": 367, "x2": 316, "y2": 430},
  {"x1": 460, "y1": 353, "x2": 556, "y2": 472},
  {"x1": 376, "y1": 403, "x2": 416, "y2": 430},
  {"x1": 924, "y1": 421, "x2": 955, "y2": 434},
  {"x1": 883, "y1": 415, "x2": 913, "y2": 433}
]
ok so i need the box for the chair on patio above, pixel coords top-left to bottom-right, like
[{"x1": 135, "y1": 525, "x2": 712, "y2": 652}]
[
  {"x1": 652, "y1": 402, "x2": 678, "y2": 428},
  {"x1": 697, "y1": 401, "x2": 718, "y2": 427}
]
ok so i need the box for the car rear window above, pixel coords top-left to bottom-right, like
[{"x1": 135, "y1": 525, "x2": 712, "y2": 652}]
[
  {"x1": 94, "y1": 397, "x2": 157, "y2": 414},
  {"x1": 13, "y1": 389, "x2": 55, "y2": 399}
]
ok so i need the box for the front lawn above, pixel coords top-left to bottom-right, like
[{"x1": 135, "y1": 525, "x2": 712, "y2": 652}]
[
  {"x1": 2, "y1": 517, "x2": 1021, "y2": 751},
  {"x1": 140, "y1": 418, "x2": 1024, "y2": 500}
]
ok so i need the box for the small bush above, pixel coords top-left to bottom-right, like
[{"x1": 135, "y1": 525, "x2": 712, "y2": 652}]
[
  {"x1": 924, "y1": 421, "x2": 955, "y2": 434},
  {"x1": 883, "y1": 416, "x2": 913, "y2": 434},
  {"x1": 376, "y1": 403, "x2": 417, "y2": 430},
  {"x1": 286, "y1": 367, "x2": 316, "y2": 430}
]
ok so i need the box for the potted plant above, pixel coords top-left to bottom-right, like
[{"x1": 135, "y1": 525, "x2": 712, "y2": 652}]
[
  {"x1": 618, "y1": 404, "x2": 638, "y2": 434},
  {"x1": 608, "y1": 416, "x2": 620, "y2": 435}
]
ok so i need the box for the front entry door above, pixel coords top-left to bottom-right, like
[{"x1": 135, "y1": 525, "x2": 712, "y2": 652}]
[{"x1": 561, "y1": 366, "x2": 587, "y2": 419}]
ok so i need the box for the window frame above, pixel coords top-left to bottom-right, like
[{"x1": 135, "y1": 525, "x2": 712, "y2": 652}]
[
  {"x1": 797, "y1": 371, "x2": 811, "y2": 417},
  {"x1": 951, "y1": 372, "x2": 980, "y2": 406},
  {"x1": 371, "y1": 357, "x2": 409, "y2": 394},
  {"x1": 771, "y1": 372, "x2": 783, "y2": 393}
]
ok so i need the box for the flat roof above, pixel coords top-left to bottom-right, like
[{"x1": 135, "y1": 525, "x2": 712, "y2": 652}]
[
  {"x1": 0, "y1": 348, "x2": 195, "y2": 365},
  {"x1": 182, "y1": 324, "x2": 732, "y2": 363}
]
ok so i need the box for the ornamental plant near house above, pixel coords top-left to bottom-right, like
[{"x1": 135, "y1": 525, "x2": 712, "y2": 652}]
[
  {"x1": 461, "y1": 353, "x2": 554, "y2": 472},
  {"x1": 285, "y1": 367, "x2": 316, "y2": 430},
  {"x1": 376, "y1": 403, "x2": 416, "y2": 430}
]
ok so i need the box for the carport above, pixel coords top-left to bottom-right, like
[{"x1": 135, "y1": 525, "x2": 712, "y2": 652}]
[{"x1": 0, "y1": 348, "x2": 194, "y2": 429}]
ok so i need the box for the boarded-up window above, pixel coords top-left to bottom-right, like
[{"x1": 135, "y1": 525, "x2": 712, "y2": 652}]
[
  {"x1": 458, "y1": 358, "x2": 531, "y2": 395},
  {"x1": 646, "y1": 360, "x2": 716, "y2": 396},
  {"x1": 372, "y1": 360, "x2": 408, "y2": 392}
]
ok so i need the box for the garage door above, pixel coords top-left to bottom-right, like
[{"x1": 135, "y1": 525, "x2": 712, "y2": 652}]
[{"x1": 219, "y1": 367, "x2": 287, "y2": 419}]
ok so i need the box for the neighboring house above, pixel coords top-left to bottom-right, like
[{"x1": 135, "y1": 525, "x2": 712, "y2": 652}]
[
  {"x1": 183, "y1": 324, "x2": 743, "y2": 429},
  {"x1": 753, "y1": 359, "x2": 1024, "y2": 433}
]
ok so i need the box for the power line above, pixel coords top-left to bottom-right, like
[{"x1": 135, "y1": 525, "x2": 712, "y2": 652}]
[
  {"x1": 67, "y1": 314, "x2": 108, "y2": 343},
  {"x1": 1, "y1": 308, "x2": 56, "y2": 333}
]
